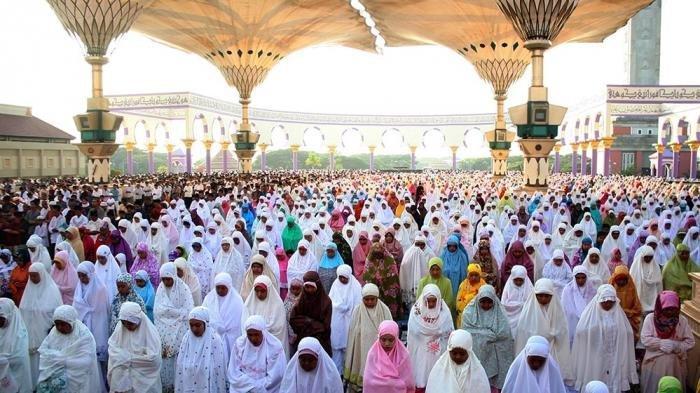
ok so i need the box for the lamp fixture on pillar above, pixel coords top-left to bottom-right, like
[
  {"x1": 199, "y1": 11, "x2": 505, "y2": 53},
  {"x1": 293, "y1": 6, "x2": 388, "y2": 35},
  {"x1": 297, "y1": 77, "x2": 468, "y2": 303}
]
[
  {"x1": 46, "y1": 0, "x2": 154, "y2": 182},
  {"x1": 496, "y1": 0, "x2": 579, "y2": 189}
]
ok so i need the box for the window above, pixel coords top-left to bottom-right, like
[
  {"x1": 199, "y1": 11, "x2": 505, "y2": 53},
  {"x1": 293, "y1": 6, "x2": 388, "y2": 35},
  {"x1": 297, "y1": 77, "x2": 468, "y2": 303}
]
[
  {"x1": 622, "y1": 152, "x2": 635, "y2": 170},
  {"x1": 636, "y1": 129, "x2": 643, "y2": 135},
  {"x1": 26, "y1": 158, "x2": 35, "y2": 168},
  {"x1": 3, "y1": 159, "x2": 10, "y2": 168},
  {"x1": 648, "y1": 129, "x2": 653, "y2": 135}
]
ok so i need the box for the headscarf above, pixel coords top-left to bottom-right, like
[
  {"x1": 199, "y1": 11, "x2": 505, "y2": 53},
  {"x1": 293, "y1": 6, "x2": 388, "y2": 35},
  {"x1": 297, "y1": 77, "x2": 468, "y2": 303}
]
[
  {"x1": 20, "y1": 263, "x2": 63, "y2": 352},
  {"x1": 329, "y1": 264, "x2": 362, "y2": 356},
  {"x1": 500, "y1": 240, "x2": 534, "y2": 284},
  {"x1": 461, "y1": 284, "x2": 514, "y2": 389},
  {"x1": 608, "y1": 265, "x2": 642, "y2": 341},
  {"x1": 26, "y1": 234, "x2": 51, "y2": 270},
  {"x1": 581, "y1": 247, "x2": 610, "y2": 289},
  {"x1": 174, "y1": 307, "x2": 227, "y2": 393},
  {"x1": 65, "y1": 227, "x2": 85, "y2": 261},
  {"x1": 319, "y1": 242, "x2": 344, "y2": 269},
  {"x1": 154, "y1": 262, "x2": 194, "y2": 359},
  {"x1": 212, "y1": 236, "x2": 245, "y2": 291},
  {"x1": 440, "y1": 234, "x2": 469, "y2": 298},
  {"x1": 653, "y1": 290, "x2": 681, "y2": 339},
  {"x1": 244, "y1": 275, "x2": 288, "y2": 351},
  {"x1": 133, "y1": 269, "x2": 155, "y2": 321},
  {"x1": 188, "y1": 237, "x2": 214, "y2": 298},
  {"x1": 73, "y1": 261, "x2": 110, "y2": 360},
  {"x1": 129, "y1": 242, "x2": 160, "y2": 288},
  {"x1": 241, "y1": 254, "x2": 280, "y2": 300},
  {"x1": 425, "y1": 330, "x2": 491, "y2": 393},
  {"x1": 174, "y1": 257, "x2": 202, "y2": 306},
  {"x1": 290, "y1": 271, "x2": 333, "y2": 354},
  {"x1": 202, "y1": 272, "x2": 245, "y2": 354},
  {"x1": 280, "y1": 336, "x2": 343, "y2": 393},
  {"x1": 0, "y1": 298, "x2": 32, "y2": 391},
  {"x1": 286, "y1": 239, "x2": 318, "y2": 285},
  {"x1": 363, "y1": 320, "x2": 415, "y2": 393},
  {"x1": 657, "y1": 376, "x2": 683, "y2": 393},
  {"x1": 662, "y1": 243, "x2": 700, "y2": 301},
  {"x1": 281, "y1": 215, "x2": 303, "y2": 253},
  {"x1": 110, "y1": 272, "x2": 146, "y2": 333},
  {"x1": 352, "y1": 231, "x2": 371, "y2": 282},
  {"x1": 502, "y1": 336, "x2": 567, "y2": 393},
  {"x1": 501, "y1": 264, "x2": 534, "y2": 334},
  {"x1": 107, "y1": 301, "x2": 162, "y2": 392},
  {"x1": 228, "y1": 315, "x2": 286, "y2": 392},
  {"x1": 50, "y1": 250, "x2": 79, "y2": 304},
  {"x1": 55, "y1": 241, "x2": 80, "y2": 268},
  {"x1": 629, "y1": 245, "x2": 662, "y2": 312},
  {"x1": 561, "y1": 265, "x2": 597, "y2": 344},
  {"x1": 109, "y1": 229, "x2": 133, "y2": 270}
]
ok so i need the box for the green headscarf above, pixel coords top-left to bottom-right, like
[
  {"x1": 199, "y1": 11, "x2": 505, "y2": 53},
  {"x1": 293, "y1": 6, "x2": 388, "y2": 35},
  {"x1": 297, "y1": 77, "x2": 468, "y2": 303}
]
[
  {"x1": 281, "y1": 215, "x2": 303, "y2": 253},
  {"x1": 662, "y1": 243, "x2": 700, "y2": 301},
  {"x1": 417, "y1": 257, "x2": 454, "y2": 312},
  {"x1": 657, "y1": 376, "x2": 682, "y2": 393}
]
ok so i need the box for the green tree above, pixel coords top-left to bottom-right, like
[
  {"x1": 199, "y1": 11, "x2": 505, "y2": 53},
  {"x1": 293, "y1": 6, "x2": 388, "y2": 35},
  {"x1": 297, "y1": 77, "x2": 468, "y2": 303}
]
[{"x1": 305, "y1": 152, "x2": 322, "y2": 168}]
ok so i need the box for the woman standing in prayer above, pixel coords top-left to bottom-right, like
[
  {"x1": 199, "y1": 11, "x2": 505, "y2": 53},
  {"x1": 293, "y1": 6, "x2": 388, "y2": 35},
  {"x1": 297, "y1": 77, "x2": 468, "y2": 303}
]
[
  {"x1": 383, "y1": 228, "x2": 405, "y2": 264},
  {"x1": 363, "y1": 242, "x2": 402, "y2": 318},
  {"x1": 50, "y1": 250, "x2": 79, "y2": 304},
  {"x1": 501, "y1": 265, "x2": 533, "y2": 335},
  {"x1": 571, "y1": 284, "x2": 638, "y2": 393},
  {"x1": 109, "y1": 230, "x2": 134, "y2": 271},
  {"x1": 400, "y1": 235, "x2": 433, "y2": 307},
  {"x1": 461, "y1": 285, "x2": 514, "y2": 392},
  {"x1": 174, "y1": 257, "x2": 202, "y2": 306},
  {"x1": 514, "y1": 278, "x2": 573, "y2": 384},
  {"x1": 65, "y1": 227, "x2": 85, "y2": 262},
  {"x1": 202, "y1": 272, "x2": 245, "y2": 356},
  {"x1": 363, "y1": 320, "x2": 415, "y2": 393},
  {"x1": 352, "y1": 231, "x2": 371, "y2": 283},
  {"x1": 283, "y1": 277, "x2": 302, "y2": 350},
  {"x1": 608, "y1": 248, "x2": 625, "y2": 274},
  {"x1": 73, "y1": 261, "x2": 110, "y2": 380},
  {"x1": 662, "y1": 243, "x2": 699, "y2": 301},
  {"x1": 133, "y1": 270, "x2": 155, "y2": 321},
  {"x1": 440, "y1": 234, "x2": 469, "y2": 299},
  {"x1": 286, "y1": 239, "x2": 318, "y2": 286},
  {"x1": 19, "y1": 263, "x2": 62, "y2": 387},
  {"x1": 609, "y1": 265, "x2": 643, "y2": 342},
  {"x1": 244, "y1": 275, "x2": 289, "y2": 356},
  {"x1": 471, "y1": 238, "x2": 500, "y2": 289},
  {"x1": 455, "y1": 263, "x2": 486, "y2": 325},
  {"x1": 187, "y1": 237, "x2": 213, "y2": 300},
  {"x1": 280, "y1": 336, "x2": 343, "y2": 393},
  {"x1": 581, "y1": 247, "x2": 610, "y2": 289},
  {"x1": 630, "y1": 245, "x2": 663, "y2": 315},
  {"x1": 232, "y1": 231, "x2": 253, "y2": 272},
  {"x1": 241, "y1": 254, "x2": 280, "y2": 300},
  {"x1": 502, "y1": 336, "x2": 567, "y2": 393},
  {"x1": 417, "y1": 257, "x2": 454, "y2": 312},
  {"x1": 542, "y1": 249, "x2": 572, "y2": 298},
  {"x1": 227, "y1": 315, "x2": 286, "y2": 392},
  {"x1": 54, "y1": 242, "x2": 79, "y2": 269},
  {"x1": 36, "y1": 305, "x2": 103, "y2": 393},
  {"x1": 640, "y1": 291, "x2": 695, "y2": 393},
  {"x1": 108, "y1": 301, "x2": 162, "y2": 393},
  {"x1": 0, "y1": 298, "x2": 32, "y2": 393},
  {"x1": 329, "y1": 264, "x2": 362, "y2": 373},
  {"x1": 174, "y1": 307, "x2": 227, "y2": 393},
  {"x1": 408, "y1": 284, "x2": 454, "y2": 392},
  {"x1": 318, "y1": 242, "x2": 344, "y2": 293},
  {"x1": 26, "y1": 234, "x2": 51, "y2": 270},
  {"x1": 562, "y1": 265, "x2": 597, "y2": 345},
  {"x1": 500, "y1": 240, "x2": 534, "y2": 285},
  {"x1": 289, "y1": 271, "x2": 333, "y2": 355},
  {"x1": 281, "y1": 215, "x2": 304, "y2": 255},
  {"x1": 8, "y1": 248, "x2": 30, "y2": 306},
  {"x1": 129, "y1": 242, "x2": 160, "y2": 289},
  {"x1": 425, "y1": 330, "x2": 491, "y2": 393},
  {"x1": 95, "y1": 245, "x2": 122, "y2": 299},
  {"x1": 154, "y1": 262, "x2": 194, "y2": 392},
  {"x1": 344, "y1": 283, "x2": 393, "y2": 392},
  {"x1": 110, "y1": 273, "x2": 146, "y2": 333},
  {"x1": 212, "y1": 236, "x2": 245, "y2": 292}
]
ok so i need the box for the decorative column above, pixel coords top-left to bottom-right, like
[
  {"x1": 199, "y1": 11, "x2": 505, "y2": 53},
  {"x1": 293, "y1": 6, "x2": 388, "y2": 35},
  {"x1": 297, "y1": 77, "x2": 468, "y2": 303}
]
[
  {"x1": 409, "y1": 145, "x2": 417, "y2": 170},
  {"x1": 220, "y1": 142, "x2": 229, "y2": 172},
  {"x1": 328, "y1": 145, "x2": 336, "y2": 171},
  {"x1": 450, "y1": 146, "x2": 459, "y2": 171},
  {"x1": 669, "y1": 142, "x2": 682, "y2": 178},
  {"x1": 491, "y1": 149, "x2": 509, "y2": 177},
  {"x1": 165, "y1": 143, "x2": 174, "y2": 174},
  {"x1": 368, "y1": 145, "x2": 376, "y2": 171},
  {"x1": 258, "y1": 143, "x2": 268, "y2": 171},
  {"x1": 147, "y1": 143, "x2": 155, "y2": 174},
  {"x1": 552, "y1": 144, "x2": 561, "y2": 173},
  {"x1": 124, "y1": 141, "x2": 135, "y2": 175},
  {"x1": 687, "y1": 140, "x2": 699, "y2": 180},
  {"x1": 182, "y1": 138, "x2": 194, "y2": 173},
  {"x1": 655, "y1": 144, "x2": 665, "y2": 178},
  {"x1": 290, "y1": 144, "x2": 300, "y2": 171},
  {"x1": 580, "y1": 142, "x2": 588, "y2": 175},
  {"x1": 203, "y1": 140, "x2": 213, "y2": 174},
  {"x1": 484, "y1": 94, "x2": 517, "y2": 179},
  {"x1": 590, "y1": 141, "x2": 598, "y2": 175},
  {"x1": 497, "y1": 0, "x2": 577, "y2": 190},
  {"x1": 232, "y1": 96, "x2": 260, "y2": 174},
  {"x1": 600, "y1": 137, "x2": 615, "y2": 176},
  {"x1": 570, "y1": 143, "x2": 578, "y2": 174}
]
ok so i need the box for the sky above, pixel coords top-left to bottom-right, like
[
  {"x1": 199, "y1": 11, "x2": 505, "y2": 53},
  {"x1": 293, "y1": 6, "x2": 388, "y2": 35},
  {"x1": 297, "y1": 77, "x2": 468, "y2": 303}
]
[{"x1": 1, "y1": 0, "x2": 699, "y2": 159}]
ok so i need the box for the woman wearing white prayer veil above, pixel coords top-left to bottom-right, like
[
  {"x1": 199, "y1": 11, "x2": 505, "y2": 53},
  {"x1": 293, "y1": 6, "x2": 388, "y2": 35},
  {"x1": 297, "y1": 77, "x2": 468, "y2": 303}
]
[
  {"x1": 561, "y1": 265, "x2": 597, "y2": 346},
  {"x1": 502, "y1": 335, "x2": 567, "y2": 393},
  {"x1": 187, "y1": 237, "x2": 214, "y2": 299},
  {"x1": 174, "y1": 258, "x2": 202, "y2": 306},
  {"x1": 54, "y1": 241, "x2": 80, "y2": 268},
  {"x1": 241, "y1": 254, "x2": 281, "y2": 301},
  {"x1": 286, "y1": 239, "x2": 318, "y2": 285},
  {"x1": 583, "y1": 381, "x2": 610, "y2": 393},
  {"x1": 280, "y1": 336, "x2": 343, "y2": 393},
  {"x1": 212, "y1": 236, "x2": 245, "y2": 291},
  {"x1": 682, "y1": 226, "x2": 700, "y2": 255},
  {"x1": 425, "y1": 330, "x2": 490, "y2": 393},
  {"x1": 0, "y1": 298, "x2": 32, "y2": 393},
  {"x1": 329, "y1": 264, "x2": 362, "y2": 373},
  {"x1": 245, "y1": 275, "x2": 289, "y2": 358},
  {"x1": 72, "y1": 261, "x2": 110, "y2": 379},
  {"x1": 117, "y1": 219, "x2": 139, "y2": 254},
  {"x1": 572, "y1": 284, "x2": 638, "y2": 393},
  {"x1": 19, "y1": 263, "x2": 62, "y2": 388},
  {"x1": 95, "y1": 244, "x2": 121, "y2": 301},
  {"x1": 154, "y1": 262, "x2": 194, "y2": 392},
  {"x1": 399, "y1": 235, "x2": 433, "y2": 306},
  {"x1": 258, "y1": 241, "x2": 281, "y2": 284},
  {"x1": 36, "y1": 305, "x2": 103, "y2": 393},
  {"x1": 108, "y1": 301, "x2": 162, "y2": 393},
  {"x1": 501, "y1": 265, "x2": 534, "y2": 335},
  {"x1": 232, "y1": 230, "x2": 253, "y2": 269},
  {"x1": 601, "y1": 225, "x2": 627, "y2": 262},
  {"x1": 408, "y1": 283, "x2": 455, "y2": 391},
  {"x1": 629, "y1": 245, "x2": 663, "y2": 314},
  {"x1": 514, "y1": 278, "x2": 573, "y2": 385},
  {"x1": 228, "y1": 315, "x2": 286, "y2": 392},
  {"x1": 26, "y1": 235, "x2": 51, "y2": 271},
  {"x1": 203, "y1": 272, "x2": 245, "y2": 356},
  {"x1": 581, "y1": 247, "x2": 610, "y2": 289},
  {"x1": 174, "y1": 307, "x2": 227, "y2": 393},
  {"x1": 148, "y1": 222, "x2": 169, "y2": 266}
]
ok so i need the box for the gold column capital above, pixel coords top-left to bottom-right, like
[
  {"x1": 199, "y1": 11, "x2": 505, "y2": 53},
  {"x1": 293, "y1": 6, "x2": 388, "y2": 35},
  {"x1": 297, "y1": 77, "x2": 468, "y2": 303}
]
[
  {"x1": 409, "y1": 145, "x2": 418, "y2": 153},
  {"x1": 569, "y1": 142, "x2": 579, "y2": 152},
  {"x1": 290, "y1": 144, "x2": 300, "y2": 153},
  {"x1": 600, "y1": 136, "x2": 615, "y2": 149},
  {"x1": 258, "y1": 143, "x2": 268, "y2": 152},
  {"x1": 123, "y1": 141, "x2": 135, "y2": 151},
  {"x1": 327, "y1": 145, "x2": 337, "y2": 154},
  {"x1": 687, "y1": 140, "x2": 700, "y2": 151},
  {"x1": 368, "y1": 145, "x2": 376, "y2": 153},
  {"x1": 165, "y1": 144, "x2": 174, "y2": 153},
  {"x1": 220, "y1": 141, "x2": 230, "y2": 150},
  {"x1": 669, "y1": 142, "x2": 682, "y2": 153},
  {"x1": 146, "y1": 143, "x2": 156, "y2": 152},
  {"x1": 182, "y1": 138, "x2": 195, "y2": 149},
  {"x1": 655, "y1": 144, "x2": 665, "y2": 154},
  {"x1": 449, "y1": 145, "x2": 459, "y2": 153},
  {"x1": 203, "y1": 140, "x2": 213, "y2": 150},
  {"x1": 552, "y1": 144, "x2": 561, "y2": 153}
]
